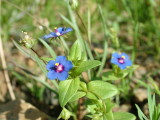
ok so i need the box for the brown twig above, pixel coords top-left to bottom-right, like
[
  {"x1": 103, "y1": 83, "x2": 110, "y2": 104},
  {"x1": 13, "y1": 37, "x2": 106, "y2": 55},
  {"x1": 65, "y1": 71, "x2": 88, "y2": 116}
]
[{"x1": 0, "y1": 39, "x2": 16, "y2": 100}]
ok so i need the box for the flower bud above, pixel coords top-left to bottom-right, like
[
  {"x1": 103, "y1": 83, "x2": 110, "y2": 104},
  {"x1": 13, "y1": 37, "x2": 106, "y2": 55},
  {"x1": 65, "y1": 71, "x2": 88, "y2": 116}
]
[
  {"x1": 20, "y1": 31, "x2": 35, "y2": 49},
  {"x1": 110, "y1": 28, "x2": 120, "y2": 49},
  {"x1": 69, "y1": 0, "x2": 78, "y2": 10},
  {"x1": 58, "y1": 108, "x2": 72, "y2": 120}
]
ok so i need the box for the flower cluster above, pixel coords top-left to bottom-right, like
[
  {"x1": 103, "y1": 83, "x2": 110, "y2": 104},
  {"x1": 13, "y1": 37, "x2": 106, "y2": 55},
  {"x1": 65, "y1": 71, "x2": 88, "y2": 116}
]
[
  {"x1": 44, "y1": 27, "x2": 132, "y2": 81},
  {"x1": 46, "y1": 56, "x2": 73, "y2": 81},
  {"x1": 111, "y1": 52, "x2": 132, "y2": 69},
  {"x1": 43, "y1": 27, "x2": 73, "y2": 39},
  {"x1": 20, "y1": 31, "x2": 35, "y2": 48}
]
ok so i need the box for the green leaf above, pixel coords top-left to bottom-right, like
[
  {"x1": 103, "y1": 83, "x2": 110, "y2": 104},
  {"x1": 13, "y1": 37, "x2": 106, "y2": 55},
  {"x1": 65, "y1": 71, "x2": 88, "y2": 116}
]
[
  {"x1": 102, "y1": 71, "x2": 119, "y2": 81},
  {"x1": 86, "y1": 92, "x2": 98, "y2": 100},
  {"x1": 40, "y1": 57, "x2": 53, "y2": 62},
  {"x1": 59, "y1": 77, "x2": 80, "y2": 107},
  {"x1": 122, "y1": 65, "x2": 139, "y2": 76},
  {"x1": 87, "y1": 80, "x2": 118, "y2": 99},
  {"x1": 75, "y1": 60, "x2": 101, "y2": 75},
  {"x1": 135, "y1": 104, "x2": 148, "y2": 120},
  {"x1": 79, "y1": 81, "x2": 87, "y2": 92},
  {"x1": 69, "y1": 40, "x2": 82, "y2": 61},
  {"x1": 105, "y1": 99, "x2": 116, "y2": 113},
  {"x1": 104, "y1": 110, "x2": 114, "y2": 120},
  {"x1": 113, "y1": 112, "x2": 136, "y2": 120},
  {"x1": 148, "y1": 88, "x2": 155, "y2": 120},
  {"x1": 69, "y1": 91, "x2": 86, "y2": 102}
]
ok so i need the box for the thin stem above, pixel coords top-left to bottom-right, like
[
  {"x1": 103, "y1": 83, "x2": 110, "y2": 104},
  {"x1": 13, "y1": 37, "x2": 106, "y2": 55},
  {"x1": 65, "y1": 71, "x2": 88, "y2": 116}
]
[
  {"x1": 0, "y1": 39, "x2": 15, "y2": 100},
  {"x1": 31, "y1": 48, "x2": 46, "y2": 63},
  {"x1": 75, "y1": 10, "x2": 88, "y2": 37}
]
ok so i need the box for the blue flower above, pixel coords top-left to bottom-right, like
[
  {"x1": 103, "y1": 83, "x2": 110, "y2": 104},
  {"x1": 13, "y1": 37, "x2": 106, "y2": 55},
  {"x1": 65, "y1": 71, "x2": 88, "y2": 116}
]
[
  {"x1": 46, "y1": 56, "x2": 73, "y2": 81},
  {"x1": 43, "y1": 27, "x2": 73, "y2": 39},
  {"x1": 111, "y1": 53, "x2": 132, "y2": 70}
]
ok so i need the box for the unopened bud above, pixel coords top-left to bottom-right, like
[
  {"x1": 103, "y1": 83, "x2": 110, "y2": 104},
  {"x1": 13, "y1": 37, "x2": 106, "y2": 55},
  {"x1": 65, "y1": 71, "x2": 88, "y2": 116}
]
[
  {"x1": 69, "y1": 0, "x2": 78, "y2": 10},
  {"x1": 110, "y1": 28, "x2": 120, "y2": 49},
  {"x1": 58, "y1": 108, "x2": 72, "y2": 120},
  {"x1": 20, "y1": 31, "x2": 35, "y2": 48}
]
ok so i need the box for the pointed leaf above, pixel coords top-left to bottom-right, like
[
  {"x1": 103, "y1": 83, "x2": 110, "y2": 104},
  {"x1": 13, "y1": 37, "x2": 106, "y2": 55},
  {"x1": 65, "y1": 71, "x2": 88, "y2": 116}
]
[
  {"x1": 75, "y1": 60, "x2": 101, "y2": 75},
  {"x1": 114, "y1": 112, "x2": 136, "y2": 120},
  {"x1": 69, "y1": 91, "x2": 86, "y2": 102},
  {"x1": 59, "y1": 77, "x2": 80, "y2": 107},
  {"x1": 87, "y1": 80, "x2": 118, "y2": 99}
]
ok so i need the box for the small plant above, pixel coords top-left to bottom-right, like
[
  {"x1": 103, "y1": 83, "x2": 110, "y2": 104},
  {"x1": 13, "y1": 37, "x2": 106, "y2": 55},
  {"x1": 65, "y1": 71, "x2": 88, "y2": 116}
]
[
  {"x1": 13, "y1": 1, "x2": 138, "y2": 120},
  {"x1": 136, "y1": 88, "x2": 160, "y2": 120},
  {"x1": 14, "y1": 30, "x2": 137, "y2": 120}
]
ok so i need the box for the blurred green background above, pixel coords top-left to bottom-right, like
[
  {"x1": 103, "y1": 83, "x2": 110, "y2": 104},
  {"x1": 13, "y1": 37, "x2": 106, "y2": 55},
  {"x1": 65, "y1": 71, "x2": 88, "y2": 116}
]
[{"x1": 1, "y1": 0, "x2": 160, "y2": 118}]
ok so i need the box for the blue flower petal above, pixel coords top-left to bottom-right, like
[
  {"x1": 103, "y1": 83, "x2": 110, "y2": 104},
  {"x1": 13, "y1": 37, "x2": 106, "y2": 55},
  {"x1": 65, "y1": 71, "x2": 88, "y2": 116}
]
[
  {"x1": 112, "y1": 53, "x2": 120, "y2": 58},
  {"x1": 121, "y1": 53, "x2": 129, "y2": 59},
  {"x1": 57, "y1": 27, "x2": 64, "y2": 33},
  {"x1": 47, "y1": 71, "x2": 58, "y2": 80},
  {"x1": 43, "y1": 32, "x2": 57, "y2": 39},
  {"x1": 43, "y1": 34, "x2": 54, "y2": 39},
  {"x1": 56, "y1": 56, "x2": 67, "y2": 64},
  {"x1": 119, "y1": 64, "x2": 126, "y2": 70},
  {"x1": 63, "y1": 27, "x2": 73, "y2": 34},
  {"x1": 64, "y1": 61, "x2": 73, "y2": 71},
  {"x1": 111, "y1": 52, "x2": 132, "y2": 70},
  {"x1": 125, "y1": 59, "x2": 132, "y2": 66},
  {"x1": 46, "y1": 60, "x2": 56, "y2": 71},
  {"x1": 46, "y1": 56, "x2": 73, "y2": 81},
  {"x1": 57, "y1": 71, "x2": 68, "y2": 81},
  {"x1": 111, "y1": 58, "x2": 118, "y2": 65},
  {"x1": 50, "y1": 32, "x2": 57, "y2": 37}
]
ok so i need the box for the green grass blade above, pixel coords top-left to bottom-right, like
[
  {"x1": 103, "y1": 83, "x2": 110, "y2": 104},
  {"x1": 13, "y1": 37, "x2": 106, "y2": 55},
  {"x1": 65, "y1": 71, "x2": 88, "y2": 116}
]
[
  {"x1": 135, "y1": 104, "x2": 148, "y2": 120},
  {"x1": 13, "y1": 40, "x2": 35, "y2": 60},
  {"x1": 59, "y1": 13, "x2": 74, "y2": 28},
  {"x1": 148, "y1": 87, "x2": 155, "y2": 120},
  {"x1": 60, "y1": 37, "x2": 69, "y2": 53},
  {"x1": 67, "y1": 3, "x2": 94, "y2": 60},
  {"x1": 88, "y1": 10, "x2": 91, "y2": 44},
  {"x1": 98, "y1": 5, "x2": 110, "y2": 37},
  {"x1": 31, "y1": 75, "x2": 58, "y2": 95},
  {"x1": 34, "y1": 53, "x2": 47, "y2": 75},
  {"x1": 13, "y1": 40, "x2": 47, "y2": 74},
  {"x1": 39, "y1": 38, "x2": 56, "y2": 59},
  {"x1": 97, "y1": 40, "x2": 108, "y2": 77},
  {"x1": 132, "y1": 23, "x2": 139, "y2": 63}
]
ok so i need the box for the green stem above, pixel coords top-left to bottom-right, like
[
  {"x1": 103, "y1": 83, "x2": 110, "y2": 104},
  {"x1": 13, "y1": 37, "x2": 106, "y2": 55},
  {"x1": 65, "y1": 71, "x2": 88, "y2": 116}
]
[
  {"x1": 75, "y1": 10, "x2": 94, "y2": 60},
  {"x1": 75, "y1": 10, "x2": 88, "y2": 38}
]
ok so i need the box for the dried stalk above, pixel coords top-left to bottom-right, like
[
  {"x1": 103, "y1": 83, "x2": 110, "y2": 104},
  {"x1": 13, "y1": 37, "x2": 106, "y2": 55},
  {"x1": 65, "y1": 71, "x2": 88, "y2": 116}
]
[{"x1": 0, "y1": 39, "x2": 15, "y2": 100}]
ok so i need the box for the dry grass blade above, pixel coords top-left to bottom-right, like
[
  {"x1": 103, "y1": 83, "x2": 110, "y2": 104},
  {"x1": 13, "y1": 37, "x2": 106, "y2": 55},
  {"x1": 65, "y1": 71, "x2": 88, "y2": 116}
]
[{"x1": 0, "y1": 39, "x2": 15, "y2": 100}]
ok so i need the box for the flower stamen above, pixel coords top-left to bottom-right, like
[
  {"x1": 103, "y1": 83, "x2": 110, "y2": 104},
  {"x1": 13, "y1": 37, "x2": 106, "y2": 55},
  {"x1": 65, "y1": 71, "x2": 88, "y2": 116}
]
[
  {"x1": 55, "y1": 63, "x2": 59, "y2": 66},
  {"x1": 121, "y1": 56, "x2": 125, "y2": 59}
]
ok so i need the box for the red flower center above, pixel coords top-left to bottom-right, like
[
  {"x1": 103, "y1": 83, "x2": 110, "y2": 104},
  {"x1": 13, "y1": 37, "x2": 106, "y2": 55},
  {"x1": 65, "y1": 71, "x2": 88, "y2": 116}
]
[
  {"x1": 118, "y1": 58, "x2": 125, "y2": 64},
  {"x1": 55, "y1": 63, "x2": 64, "y2": 72}
]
